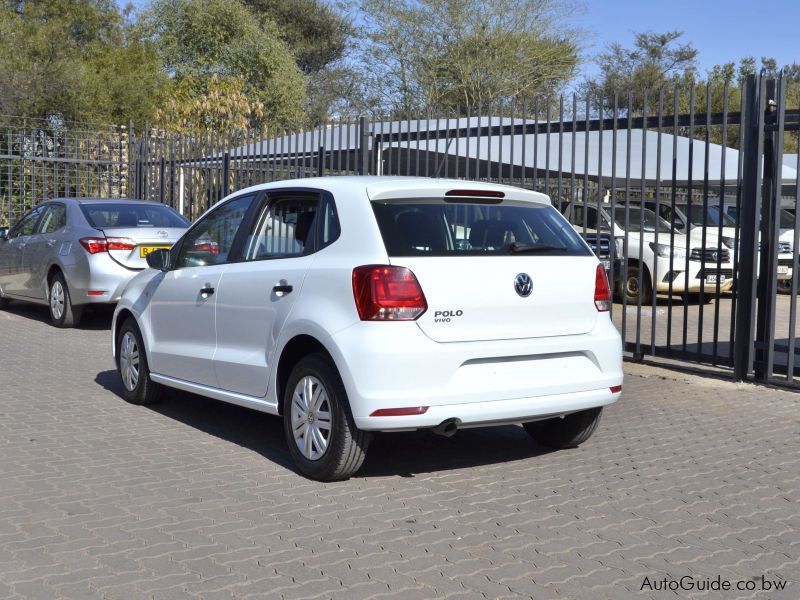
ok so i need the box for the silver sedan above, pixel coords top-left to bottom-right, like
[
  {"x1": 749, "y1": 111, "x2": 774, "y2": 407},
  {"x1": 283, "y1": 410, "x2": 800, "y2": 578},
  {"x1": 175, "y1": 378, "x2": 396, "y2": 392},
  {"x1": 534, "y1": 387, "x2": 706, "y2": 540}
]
[{"x1": 0, "y1": 199, "x2": 188, "y2": 327}]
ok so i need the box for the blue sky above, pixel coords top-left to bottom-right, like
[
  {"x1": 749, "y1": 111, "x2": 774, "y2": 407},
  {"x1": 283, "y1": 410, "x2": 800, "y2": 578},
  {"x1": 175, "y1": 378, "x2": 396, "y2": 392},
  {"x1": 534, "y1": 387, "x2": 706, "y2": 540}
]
[
  {"x1": 572, "y1": 0, "x2": 799, "y2": 80},
  {"x1": 120, "y1": 0, "x2": 799, "y2": 80}
]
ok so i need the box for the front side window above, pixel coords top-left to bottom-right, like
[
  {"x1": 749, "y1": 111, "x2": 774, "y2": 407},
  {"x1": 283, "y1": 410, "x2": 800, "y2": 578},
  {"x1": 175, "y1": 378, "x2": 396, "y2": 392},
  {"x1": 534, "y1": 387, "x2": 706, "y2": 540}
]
[
  {"x1": 9, "y1": 206, "x2": 46, "y2": 238},
  {"x1": 174, "y1": 195, "x2": 255, "y2": 269},
  {"x1": 39, "y1": 205, "x2": 66, "y2": 234},
  {"x1": 242, "y1": 194, "x2": 324, "y2": 261},
  {"x1": 372, "y1": 200, "x2": 590, "y2": 256}
]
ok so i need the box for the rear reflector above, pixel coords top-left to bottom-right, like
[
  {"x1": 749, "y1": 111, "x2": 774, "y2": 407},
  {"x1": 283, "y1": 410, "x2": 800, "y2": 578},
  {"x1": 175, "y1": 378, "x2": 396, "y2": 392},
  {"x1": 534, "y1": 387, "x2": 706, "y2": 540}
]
[
  {"x1": 86, "y1": 290, "x2": 106, "y2": 296},
  {"x1": 370, "y1": 407, "x2": 429, "y2": 417},
  {"x1": 610, "y1": 385, "x2": 622, "y2": 393},
  {"x1": 594, "y1": 264, "x2": 612, "y2": 312},
  {"x1": 352, "y1": 265, "x2": 427, "y2": 321}
]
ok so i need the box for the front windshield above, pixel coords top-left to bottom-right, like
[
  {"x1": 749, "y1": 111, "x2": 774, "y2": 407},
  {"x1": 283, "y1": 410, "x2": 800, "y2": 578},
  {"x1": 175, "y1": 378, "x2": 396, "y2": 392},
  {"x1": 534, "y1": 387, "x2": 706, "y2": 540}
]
[
  {"x1": 685, "y1": 205, "x2": 736, "y2": 227},
  {"x1": 611, "y1": 207, "x2": 673, "y2": 233}
]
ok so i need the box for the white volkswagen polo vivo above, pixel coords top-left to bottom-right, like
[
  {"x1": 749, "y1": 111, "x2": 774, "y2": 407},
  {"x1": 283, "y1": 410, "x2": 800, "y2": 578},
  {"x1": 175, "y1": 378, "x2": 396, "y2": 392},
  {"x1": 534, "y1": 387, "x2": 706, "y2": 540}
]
[{"x1": 112, "y1": 177, "x2": 623, "y2": 480}]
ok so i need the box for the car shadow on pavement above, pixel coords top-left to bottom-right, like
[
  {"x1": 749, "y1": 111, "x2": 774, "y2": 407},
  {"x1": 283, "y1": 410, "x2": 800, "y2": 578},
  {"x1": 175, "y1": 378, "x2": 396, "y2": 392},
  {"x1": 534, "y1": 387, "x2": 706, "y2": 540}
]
[
  {"x1": 2, "y1": 300, "x2": 114, "y2": 330},
  {"x1": 96, "y1": 369, "x2": 556, "y2": 478}
]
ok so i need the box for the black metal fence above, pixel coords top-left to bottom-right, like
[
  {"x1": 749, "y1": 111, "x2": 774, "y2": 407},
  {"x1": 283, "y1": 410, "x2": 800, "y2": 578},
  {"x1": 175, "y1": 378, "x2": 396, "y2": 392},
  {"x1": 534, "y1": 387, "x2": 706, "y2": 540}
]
[{"x1": 2, "y1": 74, "x2": 799, "y2": 386}]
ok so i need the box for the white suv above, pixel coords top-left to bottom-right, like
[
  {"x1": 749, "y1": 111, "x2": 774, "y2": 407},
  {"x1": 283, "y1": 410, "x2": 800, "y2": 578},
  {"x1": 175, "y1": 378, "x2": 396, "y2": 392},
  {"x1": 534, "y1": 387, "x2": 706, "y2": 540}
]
[{"x1": 112, "y1": 177, "x2": 623, "y2": 480}]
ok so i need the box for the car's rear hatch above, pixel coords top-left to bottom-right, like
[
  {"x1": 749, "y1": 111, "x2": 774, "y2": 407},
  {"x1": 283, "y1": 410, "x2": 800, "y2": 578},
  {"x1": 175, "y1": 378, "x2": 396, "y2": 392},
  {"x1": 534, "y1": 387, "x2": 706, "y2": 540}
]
[{"x1": 367, "y1": 182, "x2": 601, "y2": 343}]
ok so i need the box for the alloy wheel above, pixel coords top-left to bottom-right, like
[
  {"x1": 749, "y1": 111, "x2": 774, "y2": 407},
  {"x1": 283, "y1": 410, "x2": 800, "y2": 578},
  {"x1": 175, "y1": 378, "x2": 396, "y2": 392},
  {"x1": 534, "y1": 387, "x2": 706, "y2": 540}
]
[
  {"x1": 290, "y1": 376, "x2": 332, "y2": 461},
  {"x1": 119, "y1": 332, "x2": 140, "y2": 392},
  {"x1": 50, "y1": 280, "x2": 65, "y2": 320}
]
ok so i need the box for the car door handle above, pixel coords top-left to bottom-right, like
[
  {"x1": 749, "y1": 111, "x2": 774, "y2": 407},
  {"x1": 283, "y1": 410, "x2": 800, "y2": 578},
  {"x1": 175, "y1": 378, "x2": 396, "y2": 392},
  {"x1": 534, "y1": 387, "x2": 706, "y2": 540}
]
[
  {"x1": 272, "y1": 284, "x2": 293, "y2": 294},
  {"x1": 46, "y1": 239, "x2": 57, "y2": 247},
  {"x1": 199, "y1": 286, "x2": 215, "y2": 296}
]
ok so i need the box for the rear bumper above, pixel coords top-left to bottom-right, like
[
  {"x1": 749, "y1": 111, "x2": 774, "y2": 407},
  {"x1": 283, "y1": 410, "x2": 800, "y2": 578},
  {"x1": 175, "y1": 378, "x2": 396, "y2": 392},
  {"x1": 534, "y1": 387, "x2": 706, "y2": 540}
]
[
  {"x1": 354, "y1": 387, "x2": 620, "y2": 430},
  {"x1": 67, "y1": 254, "x2": 143, "y2": 305},
  {"x1": 328, "y1": 317, "x2": 623, "y2": 432}
]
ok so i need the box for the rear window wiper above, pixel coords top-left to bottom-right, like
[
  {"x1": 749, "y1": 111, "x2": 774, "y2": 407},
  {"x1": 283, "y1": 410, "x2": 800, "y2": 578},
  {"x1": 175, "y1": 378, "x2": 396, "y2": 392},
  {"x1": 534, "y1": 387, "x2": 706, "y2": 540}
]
[{"x1": 508, "y1": 242, "x2": 566, "y2": 253}]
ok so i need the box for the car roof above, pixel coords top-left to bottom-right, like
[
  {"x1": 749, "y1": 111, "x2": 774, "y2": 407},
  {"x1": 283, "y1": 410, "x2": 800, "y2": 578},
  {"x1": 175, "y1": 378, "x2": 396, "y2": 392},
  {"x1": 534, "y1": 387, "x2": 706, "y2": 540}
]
[
  {"x1": 50, "y1": 198, "x2": 155, "y2": 205},
  {"x1": 222, "y1": 176, "x2": 552, "y2": 205}
]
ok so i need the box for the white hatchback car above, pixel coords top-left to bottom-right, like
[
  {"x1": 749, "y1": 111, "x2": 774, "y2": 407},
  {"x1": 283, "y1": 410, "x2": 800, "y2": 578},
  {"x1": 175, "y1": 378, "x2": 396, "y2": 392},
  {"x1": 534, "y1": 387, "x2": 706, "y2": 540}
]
[{"x1": 112, "y1": 177, "x2": 623, "y2": 480}]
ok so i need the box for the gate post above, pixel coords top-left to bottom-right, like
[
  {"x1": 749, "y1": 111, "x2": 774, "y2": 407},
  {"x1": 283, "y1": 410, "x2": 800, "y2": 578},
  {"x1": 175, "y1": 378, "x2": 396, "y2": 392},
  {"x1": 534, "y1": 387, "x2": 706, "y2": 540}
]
[
  {"x1": 753, "y1": 74, "x2": 787, "y2": 379},
  {"x1": 733, "y1": 75, "x2": 766, "y2": 381},
  {"x1": 358, "y1": 116, "x2": 371, "y2": 175}
]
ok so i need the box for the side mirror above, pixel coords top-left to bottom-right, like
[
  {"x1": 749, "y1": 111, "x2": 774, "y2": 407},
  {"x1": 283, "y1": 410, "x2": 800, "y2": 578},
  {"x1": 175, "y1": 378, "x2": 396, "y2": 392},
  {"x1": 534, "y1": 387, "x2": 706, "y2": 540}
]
[
  {"x1": 0, "y1": 227, "x2": 8, "y2": 241},
  {"x1": 146, "y1": 248, "x2": 171, "y2": 272}
]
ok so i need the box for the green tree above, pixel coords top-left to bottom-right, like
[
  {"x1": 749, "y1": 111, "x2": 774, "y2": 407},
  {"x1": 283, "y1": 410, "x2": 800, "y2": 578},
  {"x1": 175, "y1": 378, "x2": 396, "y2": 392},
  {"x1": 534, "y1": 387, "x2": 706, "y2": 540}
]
[
  {"x1": 0, "y1": 0, "x2": 164, "y2": 125},
  {"x1": 584, "y1": 31, "x2": 698, "y2": 112},
  {"x1": 357, "y1": 0, "x2": 581, "y2": 115},
  {"x1": 142, "y1": 0, "x2": 307, "y2": 129}
]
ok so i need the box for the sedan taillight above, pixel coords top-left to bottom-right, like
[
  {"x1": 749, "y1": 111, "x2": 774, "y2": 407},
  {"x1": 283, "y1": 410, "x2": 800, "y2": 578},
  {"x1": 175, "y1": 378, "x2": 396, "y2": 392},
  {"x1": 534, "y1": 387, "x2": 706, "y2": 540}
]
[
  {"x1": 79, "y1": 236, "x2": 136, "y2": 254},
  {"x1": 352, "y1": 265, "x2": 427, "y2": 321}
]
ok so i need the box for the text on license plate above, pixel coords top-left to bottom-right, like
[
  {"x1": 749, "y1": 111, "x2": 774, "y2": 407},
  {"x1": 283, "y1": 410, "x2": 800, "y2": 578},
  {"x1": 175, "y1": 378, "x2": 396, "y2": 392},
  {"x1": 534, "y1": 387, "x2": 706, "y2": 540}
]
[
  {"x1": 706, "y1": 274, "x2": 725, "y2": 284},
  {"x1": 139, "y1": 245, "x2": 170, "y2": 258}
]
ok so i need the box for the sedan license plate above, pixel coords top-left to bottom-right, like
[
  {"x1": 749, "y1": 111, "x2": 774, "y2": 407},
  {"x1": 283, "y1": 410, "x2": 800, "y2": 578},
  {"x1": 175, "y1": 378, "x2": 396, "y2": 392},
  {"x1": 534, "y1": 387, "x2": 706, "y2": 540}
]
[
  {"x1": 777, "y1": 265, "x2": 790, "y2": 275},
  {"x1": 706, "y1": 274, "x2": 725, "y2": 284},
  {"x1": 139, "y1": 245, "x2": 170, "y2": 258}
]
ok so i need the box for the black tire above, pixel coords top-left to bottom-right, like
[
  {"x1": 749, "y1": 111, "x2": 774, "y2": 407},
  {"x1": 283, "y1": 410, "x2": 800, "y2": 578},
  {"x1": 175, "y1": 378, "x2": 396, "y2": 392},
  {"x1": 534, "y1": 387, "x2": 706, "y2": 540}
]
[
  {"x1": 0, "y1": 291, "x2": 8, "y2": 310},
  {"x1": 116, "y1": 318, "x2": 162, "y2": 405},
  {"x1": 617, "y1": 264, "x2": 652, "y2": 305},
  {"x1": 49, "y1": 272, "x2": 82, "y2": 328},
  {"x1": 686, "y1": 292, "x2": 714, "y2": 304},
  {"x1": 282, "y1": 353, "x2": 371, "y2": 481},
  {"x1": 777, "y1": 279, "x2": 794, "y2": 295},
  {"x1": 523, "y1": 407, "x2": 603, "y2": 449}
]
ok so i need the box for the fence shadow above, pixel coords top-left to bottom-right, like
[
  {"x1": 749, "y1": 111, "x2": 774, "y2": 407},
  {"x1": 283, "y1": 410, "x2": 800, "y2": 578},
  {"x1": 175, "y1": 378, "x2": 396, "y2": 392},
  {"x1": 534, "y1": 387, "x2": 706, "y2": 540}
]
[{"x1": 95, "y1": 369, "x2": 555, "y2": 478}]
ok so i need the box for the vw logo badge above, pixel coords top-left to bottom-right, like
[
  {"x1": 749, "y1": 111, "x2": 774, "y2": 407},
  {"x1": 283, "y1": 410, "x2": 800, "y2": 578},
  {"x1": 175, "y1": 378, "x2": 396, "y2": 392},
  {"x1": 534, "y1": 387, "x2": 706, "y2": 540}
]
[
  {"x1": 514, "y1": 273, "x2": 533, "y2": 297},
  {"x1": 157, "y1": 230, "x2": 169, "y2": 238}
]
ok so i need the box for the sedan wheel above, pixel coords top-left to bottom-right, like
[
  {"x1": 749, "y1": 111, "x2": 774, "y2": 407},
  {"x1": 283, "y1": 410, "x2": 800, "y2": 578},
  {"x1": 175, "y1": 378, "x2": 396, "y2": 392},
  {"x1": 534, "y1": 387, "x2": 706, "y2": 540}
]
[
  {"x1": 48, "y1": 272, "x2": 81, "y2": 328},
  {"x1": 290, "y1": 375, "x2": 332, "y2": 461}
]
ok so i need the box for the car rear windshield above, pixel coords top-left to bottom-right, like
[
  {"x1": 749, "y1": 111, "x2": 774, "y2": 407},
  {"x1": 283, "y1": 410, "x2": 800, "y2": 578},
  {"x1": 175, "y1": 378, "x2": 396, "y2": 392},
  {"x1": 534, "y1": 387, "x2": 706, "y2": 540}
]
[
  {"x1": 372, "y1": 200, "x2": 591, "y2": 257},
  {"x1": 80, "y1": 203, "x2": 189, "y2": 229}
]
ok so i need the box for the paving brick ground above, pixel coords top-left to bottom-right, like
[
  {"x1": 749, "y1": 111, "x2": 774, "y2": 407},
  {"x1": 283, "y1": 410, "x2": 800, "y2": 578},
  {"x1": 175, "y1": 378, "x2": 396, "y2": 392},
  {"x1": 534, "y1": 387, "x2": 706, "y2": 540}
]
[{"x1": 0, "y1": 301, "x2": 798, "y2": 600}]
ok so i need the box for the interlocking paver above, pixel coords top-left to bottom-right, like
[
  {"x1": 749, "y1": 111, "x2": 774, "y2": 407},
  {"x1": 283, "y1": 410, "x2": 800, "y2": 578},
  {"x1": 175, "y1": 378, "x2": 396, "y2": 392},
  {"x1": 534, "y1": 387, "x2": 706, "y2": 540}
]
[{"x1": 0, "y1": 302, "x2": 799, "y2": 599}]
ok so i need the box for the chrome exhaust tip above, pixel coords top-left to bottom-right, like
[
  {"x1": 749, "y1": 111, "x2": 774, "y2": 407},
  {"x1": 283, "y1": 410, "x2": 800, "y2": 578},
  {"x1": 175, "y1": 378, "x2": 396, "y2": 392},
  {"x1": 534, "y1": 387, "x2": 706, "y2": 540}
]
[{"x1": 431, "y1": 418, "x2": 459, "y2": 437}]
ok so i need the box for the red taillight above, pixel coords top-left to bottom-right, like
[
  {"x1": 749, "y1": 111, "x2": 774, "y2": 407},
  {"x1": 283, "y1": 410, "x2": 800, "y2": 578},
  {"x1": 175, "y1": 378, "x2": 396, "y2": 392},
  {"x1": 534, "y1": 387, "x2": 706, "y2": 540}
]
[
  {"x1": 79, "y1": 237, "x2": 108, "y2": 254},
  {"x1": 352, "y1": 265, "x2": 427, "y2": 321},
  {"x1": 370, "y1": 407, "x2": 429, "y2": 417},
  {"x1": 610, "y1": 385, "x2": 622, "y2": 393},
  {"x1": 594, "y1": 264, "x2": 611, "y2": 312},
  {"x1": 194, "y1": 242, "x2": 220, "y2": 255},
  {"x1": 79, "y1": 236, "x2": 136, "y2": 254},
  {"x1": 106, "y1": 237, "x2": 136, "y2": 251}
]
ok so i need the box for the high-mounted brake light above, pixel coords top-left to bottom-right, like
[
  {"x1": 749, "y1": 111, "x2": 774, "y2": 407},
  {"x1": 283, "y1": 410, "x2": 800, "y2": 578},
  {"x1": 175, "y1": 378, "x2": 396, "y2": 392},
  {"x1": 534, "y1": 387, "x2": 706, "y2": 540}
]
[
  {"x1": 352, "y1": 265, "x2": 427, "y2": 321},
  {"x1": 79, "y1": 236, "x2": 136, "y2": 254},
  {"x1": 445, "y1": 189, "x2": 505, "y2": 199},
  {"x1": 594, "y1": 264, "x2": 612, "y2": 312}
]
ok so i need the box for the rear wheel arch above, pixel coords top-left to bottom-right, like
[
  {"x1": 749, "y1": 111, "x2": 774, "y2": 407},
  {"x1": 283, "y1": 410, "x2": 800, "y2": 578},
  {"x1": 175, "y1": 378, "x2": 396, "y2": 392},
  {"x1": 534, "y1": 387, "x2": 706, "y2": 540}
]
[{"x1": 276, "y1": 335, "x2": 338, "y2": 415}]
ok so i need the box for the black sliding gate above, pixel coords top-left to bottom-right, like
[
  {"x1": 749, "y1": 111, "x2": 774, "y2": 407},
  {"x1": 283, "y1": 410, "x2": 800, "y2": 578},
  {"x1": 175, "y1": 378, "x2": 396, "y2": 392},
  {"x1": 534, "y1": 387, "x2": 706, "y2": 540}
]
[{"x1": 2, "y1": 74, "x2": 799, "y2": 385}]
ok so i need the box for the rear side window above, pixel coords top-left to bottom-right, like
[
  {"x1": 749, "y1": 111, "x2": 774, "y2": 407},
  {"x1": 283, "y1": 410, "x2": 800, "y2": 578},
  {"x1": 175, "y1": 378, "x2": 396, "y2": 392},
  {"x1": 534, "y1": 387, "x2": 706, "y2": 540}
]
[
  {"x1": 372, "y1": 201, "x2": 591, "y2": 257},
  {"x1": 80, "y1": 203, "x2": 189, "y2": 228}
]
